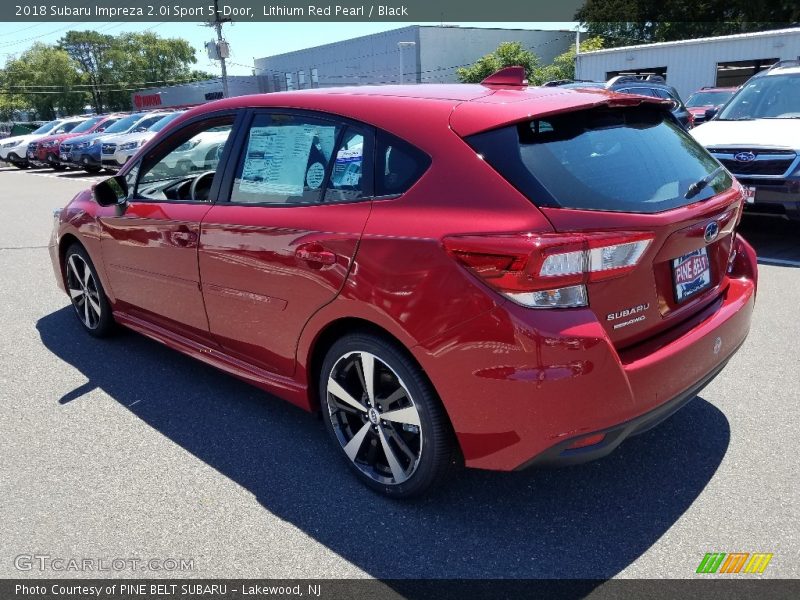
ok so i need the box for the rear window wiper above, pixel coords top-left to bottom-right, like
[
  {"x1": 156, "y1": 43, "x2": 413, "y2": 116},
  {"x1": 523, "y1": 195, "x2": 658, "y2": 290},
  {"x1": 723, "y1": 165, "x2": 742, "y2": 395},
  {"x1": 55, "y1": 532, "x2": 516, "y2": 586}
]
[{"x1": 685, "y1": 166, "x2": 727, "y2": 200}]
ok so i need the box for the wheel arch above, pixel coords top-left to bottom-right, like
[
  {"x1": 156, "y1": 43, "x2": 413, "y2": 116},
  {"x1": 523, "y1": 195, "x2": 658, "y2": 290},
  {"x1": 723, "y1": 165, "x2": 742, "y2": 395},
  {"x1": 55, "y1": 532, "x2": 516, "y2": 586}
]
[
  {"x1": 57, "y1": 233, "x2": 83, "y2": 283},
  {"x1": 305, "y1": 315, "x2": 462, "y2": 463}
]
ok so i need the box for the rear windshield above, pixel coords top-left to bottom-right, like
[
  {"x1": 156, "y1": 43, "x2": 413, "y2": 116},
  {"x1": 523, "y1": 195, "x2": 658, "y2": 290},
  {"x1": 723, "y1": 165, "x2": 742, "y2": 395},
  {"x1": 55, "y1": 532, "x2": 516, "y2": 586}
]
[{"x1": 467, "y1": 106, "x2": 731, "y2": 213}]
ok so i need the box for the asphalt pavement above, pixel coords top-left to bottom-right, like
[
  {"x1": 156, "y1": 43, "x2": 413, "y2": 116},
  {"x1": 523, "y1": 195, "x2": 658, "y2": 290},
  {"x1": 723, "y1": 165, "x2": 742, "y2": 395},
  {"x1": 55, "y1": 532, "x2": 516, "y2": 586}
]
[{"x1": 0, "y1": 165, "x2": 798, "y2": 582}]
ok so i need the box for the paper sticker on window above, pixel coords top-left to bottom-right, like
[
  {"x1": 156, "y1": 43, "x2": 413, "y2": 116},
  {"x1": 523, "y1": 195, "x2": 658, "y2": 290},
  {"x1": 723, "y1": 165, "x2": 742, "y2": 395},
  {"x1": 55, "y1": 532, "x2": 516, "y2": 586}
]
[
  {"x1": 306, "y1": 162, "x2": 325, "y2": 189},
  {"x1": 332, "y1": 146, "x2": 363, "y2": 188},
  {"x1": 237, "y1": 124, "x2": 335, "y2": 197}
]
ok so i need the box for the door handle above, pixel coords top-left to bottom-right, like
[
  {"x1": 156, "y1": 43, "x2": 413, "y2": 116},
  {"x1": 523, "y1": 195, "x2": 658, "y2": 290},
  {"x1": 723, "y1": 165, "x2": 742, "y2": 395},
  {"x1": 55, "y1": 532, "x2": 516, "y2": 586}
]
[
  {"x1": 295, "y1": 243, "x2": 337, "y2": 266},
  {"x1": 171, "y1": 230, "x2": 198, "y2": 247}
]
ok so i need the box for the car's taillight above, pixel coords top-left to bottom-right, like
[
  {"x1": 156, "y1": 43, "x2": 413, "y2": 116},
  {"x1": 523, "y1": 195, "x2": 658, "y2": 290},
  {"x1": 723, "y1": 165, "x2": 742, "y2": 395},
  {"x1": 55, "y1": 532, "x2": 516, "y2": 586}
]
[{"x1": 444, "y1": 232, "x2": 653, "y2": 308}]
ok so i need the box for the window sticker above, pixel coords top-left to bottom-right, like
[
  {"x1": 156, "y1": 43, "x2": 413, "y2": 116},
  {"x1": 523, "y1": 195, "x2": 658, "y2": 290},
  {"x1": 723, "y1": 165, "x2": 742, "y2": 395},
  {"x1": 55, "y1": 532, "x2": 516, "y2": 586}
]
[
  {"x1": 332, "y1": 144, "x2": 363, "y2": 188},
  {"x1": 238, "y1": 124, "x2": 337, "y2": 196},
  {"x1": 306, "y1": 162, "x2": 325, "y2": 189}
]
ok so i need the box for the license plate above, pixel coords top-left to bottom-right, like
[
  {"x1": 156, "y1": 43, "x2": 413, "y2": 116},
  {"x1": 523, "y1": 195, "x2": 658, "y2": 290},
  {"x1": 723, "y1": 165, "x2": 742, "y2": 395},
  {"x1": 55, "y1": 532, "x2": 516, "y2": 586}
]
[
  {"x1": 743, "y1": 186, "x2": 756, "y2": 204},
  {"x1": 673, "y1": 247, "x2": 712, "y2": 302},
  {"x1": 26, "y1": 150, "x2": 34, "y2": 158}
]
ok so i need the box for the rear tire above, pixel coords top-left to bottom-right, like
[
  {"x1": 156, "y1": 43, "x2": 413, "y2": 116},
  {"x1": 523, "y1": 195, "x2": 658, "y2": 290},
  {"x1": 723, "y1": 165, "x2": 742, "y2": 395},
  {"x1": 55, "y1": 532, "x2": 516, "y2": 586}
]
[
  {"x1": 63, "y1": 244, "x2": 115, "y2": 337},
  {"x1": 83, "y1": 165, "x2": 101, "y2": 174},
  {"x1": 320, "y1": 332, "x2": 456, "y2": 498}
]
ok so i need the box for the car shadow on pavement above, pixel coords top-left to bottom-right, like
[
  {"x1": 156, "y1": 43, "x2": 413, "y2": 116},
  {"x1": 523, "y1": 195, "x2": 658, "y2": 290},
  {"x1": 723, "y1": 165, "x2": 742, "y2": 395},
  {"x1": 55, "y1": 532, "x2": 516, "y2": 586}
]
[{"x1": 38, "y1": 307, "x2": 730, "y2": 584}]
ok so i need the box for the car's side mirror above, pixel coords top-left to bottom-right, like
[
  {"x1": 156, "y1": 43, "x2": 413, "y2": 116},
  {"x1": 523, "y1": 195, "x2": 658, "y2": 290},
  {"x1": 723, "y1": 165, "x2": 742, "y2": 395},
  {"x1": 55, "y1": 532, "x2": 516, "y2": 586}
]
[
  {"x1": 93, "y1": 175, "x2": 128, "y2": 207},
  {"x1": 704, "y1": 107, "x2": 718, "y2": 121}
]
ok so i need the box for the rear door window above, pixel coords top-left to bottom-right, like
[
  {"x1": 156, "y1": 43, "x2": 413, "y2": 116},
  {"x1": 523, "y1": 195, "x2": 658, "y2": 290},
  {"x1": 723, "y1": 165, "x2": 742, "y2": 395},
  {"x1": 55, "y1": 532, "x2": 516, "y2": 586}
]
[{"x1": 467, "y1": 105, "x2": 732, "y2": 213}]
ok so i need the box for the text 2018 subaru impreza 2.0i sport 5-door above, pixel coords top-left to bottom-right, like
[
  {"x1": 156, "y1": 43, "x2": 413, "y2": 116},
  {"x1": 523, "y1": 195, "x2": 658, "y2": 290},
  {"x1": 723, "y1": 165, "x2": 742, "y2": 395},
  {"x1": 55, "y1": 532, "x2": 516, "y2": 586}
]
[{"x1": 49, "y1": 68, "x2": 757, "y2": 498}]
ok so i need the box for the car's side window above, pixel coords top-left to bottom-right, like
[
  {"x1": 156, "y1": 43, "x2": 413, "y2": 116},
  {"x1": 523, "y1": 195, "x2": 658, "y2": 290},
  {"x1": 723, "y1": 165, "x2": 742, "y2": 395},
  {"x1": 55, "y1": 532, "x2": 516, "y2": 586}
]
[
  {"x1": 134, "y1": 116, "x2": 234, "y2": 202},
  {"x1": 231, "y1": 113, "x2": 343, "y2": 205},
  {"x1": 374, "y1": 131, "x2": 431, "y2": 197}
]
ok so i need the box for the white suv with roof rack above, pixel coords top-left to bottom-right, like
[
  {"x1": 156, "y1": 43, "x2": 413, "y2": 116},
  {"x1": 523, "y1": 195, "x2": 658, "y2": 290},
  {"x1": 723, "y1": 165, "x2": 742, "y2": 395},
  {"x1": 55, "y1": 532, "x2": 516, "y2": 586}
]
[{"x1": 690, "y1": 60, "x2": 800, "y2": 220}]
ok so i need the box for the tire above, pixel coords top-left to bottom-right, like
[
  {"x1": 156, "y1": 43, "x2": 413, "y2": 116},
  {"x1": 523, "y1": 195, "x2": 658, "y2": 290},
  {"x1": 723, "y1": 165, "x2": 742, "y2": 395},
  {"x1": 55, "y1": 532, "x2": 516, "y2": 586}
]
[
  {"x1": 8, "y1": 154, "x2": 27, "y2": 169},
  {"x1": 320, "y1": 332, "x2": 456, "y2": 498},
  {"x1": 52, "y1": 164, "x2": 67, "y2": 171},
  {"x1": 63, "y1": 244, "x2": 115, "y2": 337},
  {"x1": 83, "y1": 165, "x2": 101, "y2": 174}
]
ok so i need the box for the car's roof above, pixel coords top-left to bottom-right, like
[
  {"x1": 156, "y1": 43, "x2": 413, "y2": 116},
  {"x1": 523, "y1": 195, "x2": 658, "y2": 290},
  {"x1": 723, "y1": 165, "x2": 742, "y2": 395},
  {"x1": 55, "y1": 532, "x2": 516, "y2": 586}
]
[
  {"x1": 765, "y1": 66, "x2": 800, "y2": 76},
  {"x1": 695, "y1": 87, "x2": 737, "y2": 92},
  {"x1": 173, "y1": 83, "x2": 670, "y2": 138}
]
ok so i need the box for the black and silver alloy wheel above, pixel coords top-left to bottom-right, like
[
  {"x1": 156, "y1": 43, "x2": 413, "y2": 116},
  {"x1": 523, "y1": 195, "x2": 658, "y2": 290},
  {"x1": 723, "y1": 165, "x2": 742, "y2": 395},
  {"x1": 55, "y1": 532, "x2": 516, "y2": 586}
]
[
  {"x1": 326, "y1": 351, "x2": 423, "y2": 485},
  {"x1": 66, "y1": 253, "x2": 102, "y2": 329},
  {"x1": 63, "y1": 245, "x2": 114, "y2": 337},
  {"x1": 321, "y1": 334, "x2": 455, "y2": 498}
]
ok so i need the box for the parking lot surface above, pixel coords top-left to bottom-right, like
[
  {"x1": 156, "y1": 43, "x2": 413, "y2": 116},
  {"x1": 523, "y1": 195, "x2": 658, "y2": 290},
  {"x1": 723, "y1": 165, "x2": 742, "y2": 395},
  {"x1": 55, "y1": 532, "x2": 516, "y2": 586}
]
[{"x1": 1, "y1": 166, "x2": 798, "y2": 581}]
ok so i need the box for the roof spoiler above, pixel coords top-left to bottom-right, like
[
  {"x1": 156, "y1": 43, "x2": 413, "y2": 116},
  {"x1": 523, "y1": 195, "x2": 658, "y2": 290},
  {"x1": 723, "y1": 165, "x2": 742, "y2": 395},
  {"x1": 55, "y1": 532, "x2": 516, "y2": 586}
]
[{"x1": 481, "y1": 66, "x2": 528, "y2": 87}]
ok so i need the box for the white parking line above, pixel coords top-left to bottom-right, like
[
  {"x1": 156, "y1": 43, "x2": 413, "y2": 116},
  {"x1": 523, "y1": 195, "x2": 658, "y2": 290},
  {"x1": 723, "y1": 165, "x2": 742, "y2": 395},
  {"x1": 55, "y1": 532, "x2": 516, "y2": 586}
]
[
  {"x1": 1, "y1": 169, "x2": 105, "y2": 183},
  {"x1": 758, "y1": 257, "x2": 800, "y2": 267}
]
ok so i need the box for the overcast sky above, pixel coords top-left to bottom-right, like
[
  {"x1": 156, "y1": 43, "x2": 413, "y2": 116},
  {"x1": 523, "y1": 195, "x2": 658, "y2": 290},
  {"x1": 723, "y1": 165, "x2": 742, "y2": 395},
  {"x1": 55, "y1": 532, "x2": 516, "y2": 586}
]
[{"x1": 0, "y1": 21, "x2": 578, "y2": 77}]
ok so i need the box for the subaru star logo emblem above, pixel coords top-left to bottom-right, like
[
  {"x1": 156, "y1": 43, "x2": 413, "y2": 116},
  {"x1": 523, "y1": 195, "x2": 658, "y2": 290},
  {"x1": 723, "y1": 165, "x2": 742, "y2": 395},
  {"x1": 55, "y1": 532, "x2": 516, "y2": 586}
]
[
  {"x1": 734, "y1": 151, "x2": 756, "y2": 162},
  {"x1": 704, "y1": 221, "x2": 720, "y2": 243}
]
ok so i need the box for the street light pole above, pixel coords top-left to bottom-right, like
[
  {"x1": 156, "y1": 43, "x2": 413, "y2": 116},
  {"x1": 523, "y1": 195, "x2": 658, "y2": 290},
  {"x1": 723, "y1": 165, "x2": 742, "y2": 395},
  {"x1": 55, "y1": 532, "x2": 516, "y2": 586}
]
[{"x1": 398, "y1": 41, "x2": 416, "y2": 85}]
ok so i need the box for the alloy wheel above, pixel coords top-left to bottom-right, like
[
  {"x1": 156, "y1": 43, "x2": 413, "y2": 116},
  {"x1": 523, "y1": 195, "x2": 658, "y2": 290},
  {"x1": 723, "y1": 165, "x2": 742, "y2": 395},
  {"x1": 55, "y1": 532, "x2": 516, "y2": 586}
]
[
  {"x1": 66, "y1": 253, "x2": 102, "y2": 330},
  {"x1": 326, "y1": 351, "x2": 423, "y2": 485}
]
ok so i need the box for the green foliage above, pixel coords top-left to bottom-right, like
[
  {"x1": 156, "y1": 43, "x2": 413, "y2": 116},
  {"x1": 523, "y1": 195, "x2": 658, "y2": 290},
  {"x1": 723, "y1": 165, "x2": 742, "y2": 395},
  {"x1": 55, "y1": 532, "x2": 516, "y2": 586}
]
[
  {"x1": 0, "y1": 30, "x2": 208, "y2": 117},
  {"x1": 456, "y1": 42, "x2": 542, "y2": 83},
  {"x1": 530, "y1": 37, "x2": 605, "y2": 85},
  {"x1": 576, "y1": 1, "x2": 800, "y2": 47},
  {"x1": 3, "y1": 43, "x2": 86, "y2": 119}
]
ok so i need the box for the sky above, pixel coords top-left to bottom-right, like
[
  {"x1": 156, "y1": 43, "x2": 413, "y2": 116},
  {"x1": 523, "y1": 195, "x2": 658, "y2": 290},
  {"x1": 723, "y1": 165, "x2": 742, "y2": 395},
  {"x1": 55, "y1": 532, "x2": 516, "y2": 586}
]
[{"x1": 0, "y1": 21, "x2": 578, "y2": 77}]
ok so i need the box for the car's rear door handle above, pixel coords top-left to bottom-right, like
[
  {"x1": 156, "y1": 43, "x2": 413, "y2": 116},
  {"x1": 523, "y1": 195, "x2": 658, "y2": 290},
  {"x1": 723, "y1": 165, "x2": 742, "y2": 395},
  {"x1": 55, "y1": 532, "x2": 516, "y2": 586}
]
[{"x1": 295, "y1": 243, "x2": 337, "y2": 266}]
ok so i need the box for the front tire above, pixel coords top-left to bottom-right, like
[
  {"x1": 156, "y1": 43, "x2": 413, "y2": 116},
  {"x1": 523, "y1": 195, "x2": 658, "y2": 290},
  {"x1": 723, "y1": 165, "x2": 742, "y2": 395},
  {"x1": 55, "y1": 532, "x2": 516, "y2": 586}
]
[
  {"x1": 63, "y1": 244, "x2": 115, "y2": 337},
  {"x1": 320, "y1": 333, "x2": 455, "y2": 498}
]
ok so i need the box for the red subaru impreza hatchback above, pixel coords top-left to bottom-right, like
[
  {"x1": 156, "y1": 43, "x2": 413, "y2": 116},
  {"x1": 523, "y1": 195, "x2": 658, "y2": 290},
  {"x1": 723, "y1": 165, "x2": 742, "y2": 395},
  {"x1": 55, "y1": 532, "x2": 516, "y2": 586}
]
[{"x1": 49, "y1": 69, "x2": 757, "y2": 497}]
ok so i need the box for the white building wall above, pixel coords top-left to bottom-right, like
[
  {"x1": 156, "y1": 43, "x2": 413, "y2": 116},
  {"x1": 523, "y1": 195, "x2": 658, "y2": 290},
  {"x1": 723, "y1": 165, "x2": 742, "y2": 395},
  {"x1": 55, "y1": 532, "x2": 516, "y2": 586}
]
[{"x1": 576, "y1": 28, "x2": 800, "y2": 100}]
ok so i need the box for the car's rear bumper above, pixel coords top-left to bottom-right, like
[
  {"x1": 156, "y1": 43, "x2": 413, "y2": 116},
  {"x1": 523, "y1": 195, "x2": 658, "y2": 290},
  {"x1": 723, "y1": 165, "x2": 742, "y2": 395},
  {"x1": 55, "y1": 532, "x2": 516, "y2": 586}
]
[{"x1": 417, "y1": 236, "x2": 757, "y2": 471}]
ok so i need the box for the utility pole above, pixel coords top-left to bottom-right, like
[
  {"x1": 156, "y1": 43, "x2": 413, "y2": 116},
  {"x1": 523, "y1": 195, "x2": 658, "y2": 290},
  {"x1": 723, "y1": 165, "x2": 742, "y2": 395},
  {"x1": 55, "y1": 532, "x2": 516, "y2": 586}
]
[{"x1": 206, "y1": 0, "x2": 231, "y2": 98}]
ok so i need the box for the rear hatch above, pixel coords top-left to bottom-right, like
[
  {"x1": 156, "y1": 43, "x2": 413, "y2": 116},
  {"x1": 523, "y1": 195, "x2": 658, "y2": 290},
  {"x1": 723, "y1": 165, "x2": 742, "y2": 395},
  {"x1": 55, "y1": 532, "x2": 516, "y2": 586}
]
[{"x1": 460, "y1": 102, "x2": 742, "y2": 349}]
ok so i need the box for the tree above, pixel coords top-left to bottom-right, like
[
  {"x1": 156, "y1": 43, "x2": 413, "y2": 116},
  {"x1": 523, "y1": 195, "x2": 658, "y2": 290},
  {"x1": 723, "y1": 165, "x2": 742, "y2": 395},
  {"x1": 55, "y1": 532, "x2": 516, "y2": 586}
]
[
  {"x1": 3, "y1": 43, "x2": 87, "y2": 119},
  {"x1": 457, "y1": 42, "x2": 542, "y2": 83},
  {"x1": 60, "y1": 30, "x2": 211, "y2": 112},
  {"x1": 59, "y1": 31, "x2": 115, "y2": 113},
  {"x1": 576, "y1": 0, "x2": 800, "y2": 47},
  {"x1": 530, "y1": 37, "x2": 605, "y2": 85},
  {"x1": 104, "y1": 32, "x2": 202, "y2": 110}
]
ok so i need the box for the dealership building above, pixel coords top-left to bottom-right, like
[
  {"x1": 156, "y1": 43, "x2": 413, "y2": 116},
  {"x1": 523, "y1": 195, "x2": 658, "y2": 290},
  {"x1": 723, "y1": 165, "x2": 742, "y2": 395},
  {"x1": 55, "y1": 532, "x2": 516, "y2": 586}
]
[
  {"x1": 253, "y1": 25, "x2": 574, "y2": 90},
  {"x1": 576, "y1": 27, "x2": 800, "y2": 99},
  {"x1": 129, "y1": 75, "x2": 265, "y2": 110}
]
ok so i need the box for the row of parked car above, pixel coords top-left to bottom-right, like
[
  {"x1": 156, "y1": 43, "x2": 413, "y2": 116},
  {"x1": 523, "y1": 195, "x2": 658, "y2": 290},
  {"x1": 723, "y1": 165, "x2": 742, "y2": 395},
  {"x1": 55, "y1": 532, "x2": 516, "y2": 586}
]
[
  {"x1": 546, "y1": 62, "x2": 800, "y2": 221},
  {"x1": 0, "y1": 109, "x2": 225, "y2": 176}
]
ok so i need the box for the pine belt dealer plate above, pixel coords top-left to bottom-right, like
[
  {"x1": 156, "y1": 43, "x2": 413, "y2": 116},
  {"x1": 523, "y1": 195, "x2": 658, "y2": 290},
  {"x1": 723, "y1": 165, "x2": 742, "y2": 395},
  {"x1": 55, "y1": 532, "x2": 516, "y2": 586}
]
[{"x1": 673, "y1": 246, "x2": 712, "y2": 302}]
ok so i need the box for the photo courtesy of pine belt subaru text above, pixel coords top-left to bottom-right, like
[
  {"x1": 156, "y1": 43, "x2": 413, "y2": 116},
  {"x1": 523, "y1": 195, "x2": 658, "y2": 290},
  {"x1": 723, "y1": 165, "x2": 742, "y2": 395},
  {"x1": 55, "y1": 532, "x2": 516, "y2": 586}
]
[{"x1": 49, "y1": 67, "x2": 757, "y2": 498}]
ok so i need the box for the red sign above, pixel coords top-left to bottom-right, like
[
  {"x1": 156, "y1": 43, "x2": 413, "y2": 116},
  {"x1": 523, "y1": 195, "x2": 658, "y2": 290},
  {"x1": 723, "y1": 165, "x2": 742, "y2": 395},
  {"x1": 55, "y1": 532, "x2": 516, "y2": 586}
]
[{"x1": 133, "y1": 93, "x2": 162, "y2": 109}]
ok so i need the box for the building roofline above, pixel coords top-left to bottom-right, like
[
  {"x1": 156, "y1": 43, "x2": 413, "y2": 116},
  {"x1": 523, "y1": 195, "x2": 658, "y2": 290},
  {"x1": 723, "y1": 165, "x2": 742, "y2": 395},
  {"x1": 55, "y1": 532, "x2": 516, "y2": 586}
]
[
  {"x1": 255, "y1": 25, "x2": 573, "y2": 63},
  {"x1": 580, "y1": 26, "x2": 800, "y2": 56}
]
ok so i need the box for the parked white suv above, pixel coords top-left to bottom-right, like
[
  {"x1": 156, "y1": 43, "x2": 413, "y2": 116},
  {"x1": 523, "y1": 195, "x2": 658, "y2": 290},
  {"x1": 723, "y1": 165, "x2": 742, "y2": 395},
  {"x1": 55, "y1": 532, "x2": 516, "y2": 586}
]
[
  {"x1": 691, "y1": 61, "x2": 800, "y2": 220},
  {"x1": 0, "y1": 119, "x2": 85, "y2": 168},
  {"x1": 103, "y1": 111, "x2": 185, "y2": 171}
]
